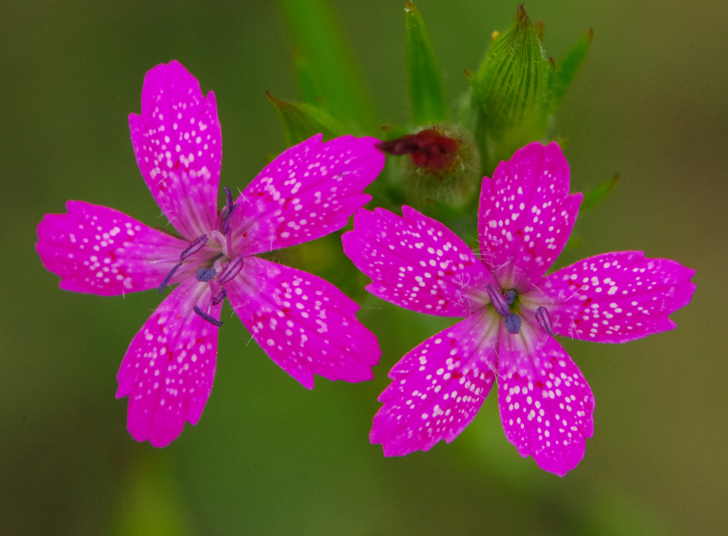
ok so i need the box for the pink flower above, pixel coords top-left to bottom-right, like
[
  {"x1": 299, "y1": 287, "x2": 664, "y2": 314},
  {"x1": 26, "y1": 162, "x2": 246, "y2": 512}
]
[
  {"x1": 36, "y1": 61, "x2": 385, "y2": 447},
  {"x1": 343, "y1": 141, "x2": 695, "y2": 476}
]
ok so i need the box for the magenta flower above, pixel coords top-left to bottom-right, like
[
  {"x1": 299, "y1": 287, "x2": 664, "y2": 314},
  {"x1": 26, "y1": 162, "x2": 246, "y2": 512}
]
[
  {"x1": 343, "y1": 142, "x2": 695, "y2": 476},
  {"x1": 36, "y1": 61, "x2": 385, "y2": 447}
]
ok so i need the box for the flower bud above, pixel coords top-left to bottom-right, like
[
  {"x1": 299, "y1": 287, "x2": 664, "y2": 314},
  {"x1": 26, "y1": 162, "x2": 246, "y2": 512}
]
[{"x1": 468, "y1": 5, "x2": 592, "y2": 174}]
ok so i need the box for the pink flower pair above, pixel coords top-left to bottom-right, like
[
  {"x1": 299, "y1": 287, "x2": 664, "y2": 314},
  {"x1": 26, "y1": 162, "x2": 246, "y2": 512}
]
[{"x1": 37, "y1": 61, "x2": 694, "y2": 476}]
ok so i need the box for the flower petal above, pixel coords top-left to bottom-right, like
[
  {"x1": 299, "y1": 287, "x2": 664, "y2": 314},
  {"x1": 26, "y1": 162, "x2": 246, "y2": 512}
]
[
  {"x1": 371, "y1": 312, "x2": 497, "y2": 456},
  {"x1": 36, "y1": 201, "x2": 188, "y2": 296},
  {"x1": 536, "y1": 251, "x2": 696, "y2": 343},
  {"x1": 498, "y1": 332, "x2": 594, "y2": 477},
  {"x1": 129, "y1": 60, "x2": 221, "y2": 240},
  {"x1": 116, "y1": 277, "x2": 220, "y2": 447},
  {"x1": 231, "y1": 135, "x2": 385, "y2": 256},
  {"x1": 478, "y1": 142, "x2": 581, "y2": 290},
  {"x1": 225, "y1": 257, "x2": 380, "y2": 389},
  {"x1": 343, "y1": 206, "x2": 495, "y2": 316}
]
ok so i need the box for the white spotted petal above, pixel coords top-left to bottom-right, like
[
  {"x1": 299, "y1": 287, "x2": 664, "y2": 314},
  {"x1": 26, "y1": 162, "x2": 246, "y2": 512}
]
[
  {"x1": 232, "y1": 134, "x2": 385, "y2": 256},
  {"x1": 225, "y1": 257, "x2": 380, "y2": 389},
  {"x1": 36, "y1": 201, "x2": 192, "y2": 296},
  {"x1": 477, "y1": 142, "x2": 582, "y2": 291},
  {"x1": 371, "y1": 311, "x2": 497, "y2": 456},
  {"x1": 343, "y1": 206, "x2": 495, "y2": 316},
  {"x1": 116, "y1": 277, "x2": 221, "y2": 448},
  {"x1": 536, "y1": 251, "x2": 696, "y2": 343},
  {"x1": 129, "y1": 60, "x2": 222, "y2": 241},
  {"x1": 497, "y1": 333, "x2": 594, "y2": 477}
]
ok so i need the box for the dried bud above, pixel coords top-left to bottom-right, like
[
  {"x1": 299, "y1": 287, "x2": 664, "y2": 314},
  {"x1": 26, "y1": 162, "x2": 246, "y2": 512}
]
[
  {"x1": 378, "y1": 125, "x2": 480, "y2": 208},
  {"x1": 378, "y1": 128, "x2": 458, "y2": 171}
]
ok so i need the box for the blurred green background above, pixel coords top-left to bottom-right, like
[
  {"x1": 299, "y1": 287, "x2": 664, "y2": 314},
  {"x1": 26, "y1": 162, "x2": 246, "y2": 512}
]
[{"x1": 1, "y1": 0, "x2": 726, "y2": 534}]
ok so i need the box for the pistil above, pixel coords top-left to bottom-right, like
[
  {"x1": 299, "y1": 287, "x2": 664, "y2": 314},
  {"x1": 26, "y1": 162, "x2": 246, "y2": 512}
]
[
  {"x1": 196, "y1": 267, "x2": 217, "y2": 282},
  {"x1": 504, "y1": 313, "x2": 522, "y2": 334}
]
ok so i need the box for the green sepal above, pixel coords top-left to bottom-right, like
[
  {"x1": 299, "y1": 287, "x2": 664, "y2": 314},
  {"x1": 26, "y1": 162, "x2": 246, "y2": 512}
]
[
  {"x1": 548, "y1": 29, "x2": 593, "y2": 113},
  {"x1": 267, "y1": 93, "x2": 348, "y2": 147},
  {"x1": 581, "y1": 172, "x2": 619, "y2": 212},
  {"x1": 405, "y1": 2, "x2": 447, "y2": 125},
  {"x1": 470, "y1": 5, "x2": 551, "y2": 173}
]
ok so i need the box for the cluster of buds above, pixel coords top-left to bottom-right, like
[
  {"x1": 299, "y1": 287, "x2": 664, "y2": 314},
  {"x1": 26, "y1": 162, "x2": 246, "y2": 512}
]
[{"x1": 271, "y1": 2, "x2": 593, "y2": 214}]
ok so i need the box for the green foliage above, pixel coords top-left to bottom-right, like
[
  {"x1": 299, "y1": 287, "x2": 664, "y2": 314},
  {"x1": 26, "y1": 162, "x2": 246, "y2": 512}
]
[
  {"x1": 405, "y1": 2, "x2": 447, "y2": 125},
  {"x1": 581, "y1": 173, "x2": 619, "y2": 212},
  {"x1": 267, "y1": 92, "x2": 348, "y2": 147},
  {"x1": 293, "y1": 47, "x2": 322, "y2": 106},
  {"x1": 279, "y1": 0, "x2": 378, "y2": 131},
  {"x1": 549, "y1": 29, "x2": 594, "y2": 113}
]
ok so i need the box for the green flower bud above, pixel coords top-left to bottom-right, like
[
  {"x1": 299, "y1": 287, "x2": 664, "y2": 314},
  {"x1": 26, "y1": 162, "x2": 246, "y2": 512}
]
[{"x1": 469, "y1": 5, "x2": 592, "y2": 174}]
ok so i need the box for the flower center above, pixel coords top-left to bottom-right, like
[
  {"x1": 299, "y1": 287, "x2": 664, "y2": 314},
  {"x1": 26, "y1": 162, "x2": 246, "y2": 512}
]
[
  {"x1": 486, "y1": 284, "x2": 522, "y2": 334},
  {"x1": 157, "y1": 186, "x2": 246, "y2": 327}
]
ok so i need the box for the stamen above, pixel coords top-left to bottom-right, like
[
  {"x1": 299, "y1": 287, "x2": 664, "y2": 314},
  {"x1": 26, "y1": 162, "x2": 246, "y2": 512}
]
[
  {"x1": 536, "y1": 306, "x2": 554, "y2": 336},
  {"x1": 505, "y1": 289, "x2": 517, "y2": 305},
  {"x1": 486, "y1": 284, "x2": 510, "y2": 317},
  {"x1": 180, "y1": 234, "x2": 209, "y2": 260},
  {"x1": 193, "y1": 305, "x2": 223, "y2": 327},
  {"x1": 504, "y1": 313, "x2": 522, "y2": 335},
  {"x1": 196, "y1": 267, "x2": 217, "y2": 282},
  {"x1": 158, "y1": 262, "x2": 183, "y2": 293},
  {"x1": 212, "y1": 289, "x2": 227, "y2": 306},
  {"x1": 224, "y1": 186, "x2": 234, "y2": 213},
  {"x1": 217, "y1": 254, "x2": 244, "y2": 285},
  {"x1": 221, "y1": 204, "x2": 239, "y2": 235}
]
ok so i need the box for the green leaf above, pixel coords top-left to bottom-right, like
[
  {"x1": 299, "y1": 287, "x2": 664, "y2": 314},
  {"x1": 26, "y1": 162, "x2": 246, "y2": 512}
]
[
  {"x1": 405, "y1": 2, "x2": 447, "y2": 125},
  {"x1": 279, "y1": 0, "x2": 378, "y2": 131},
  {"x1": 292, "y1": 47, "x2": 321, "y2": 106},
  {"x1": 267, "y1": 93, "x2": 348, "y2": 147},
  {"x1": 581, "y1": 172, "x2": 619, "y2": 212},
  {"x1": 549, "y1": 29, "x2": 593, "y2": 113},
  {"x1": 469, "y1": 5, "x2": 551, "y2": 173}
]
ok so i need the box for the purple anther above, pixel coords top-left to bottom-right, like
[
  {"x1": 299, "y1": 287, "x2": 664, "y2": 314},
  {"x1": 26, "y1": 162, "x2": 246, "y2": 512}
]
[
  {"x1": 504, "y1": 313, "x2": 522, "y2": 335},
  {"x1": 180, "y1": 234, "x2": 209, "y2": 260},
  {"x1": 212, "y1": 288, "x2": 227, "y2": 306},
  {"x1": 221, "y1": 204, "x2": 239, "y2": 235},
  {"x1": 536, "y1": 306, "x2": 554, "y2": 336},
  {"x1": 196, "y1": 267, "x2": 217, "y2": 282},
  {"x1": 505, "y1": 289, "x2": 517, "y2": 305},
  {"x1": 486, "y1": 284, "x2": 510, "y2": 317},
  {"x1": 217, "y1": 254, "x2": 245, "y2": 285},
  {"x1": 193, "y1": 305, "x2": 223, "y2": 327},
  {"x1": 224, "y1": 186, "x2": 234, "y2": 213},
  {"x1": 158, "y1": 262, "x2": 183, "y2": 293}
]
